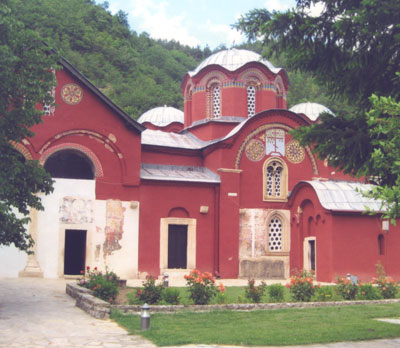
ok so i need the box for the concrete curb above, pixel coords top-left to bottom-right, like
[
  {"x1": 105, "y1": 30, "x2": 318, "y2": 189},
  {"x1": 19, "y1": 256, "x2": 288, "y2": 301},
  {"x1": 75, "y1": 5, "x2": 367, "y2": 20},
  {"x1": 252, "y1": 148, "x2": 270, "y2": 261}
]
[{"x1": 66, "y1": 282, "x2": 400, "y2": 319}]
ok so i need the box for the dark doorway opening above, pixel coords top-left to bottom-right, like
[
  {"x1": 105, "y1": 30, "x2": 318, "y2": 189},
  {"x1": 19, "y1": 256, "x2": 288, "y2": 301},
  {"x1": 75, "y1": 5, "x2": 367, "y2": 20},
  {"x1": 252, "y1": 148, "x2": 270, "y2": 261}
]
[
  {"x1": 168, "y1": 224, "x2": 188, "y2": 269},
  {"x1": 64, "y1": 229, "x2": 87, "y2": 275},
  {"x1": 44, "y1": 150, "x2": 94, "y2": 179},
  {"x1": 309, "y1": 240, "x2": 316, "y2": 271}
]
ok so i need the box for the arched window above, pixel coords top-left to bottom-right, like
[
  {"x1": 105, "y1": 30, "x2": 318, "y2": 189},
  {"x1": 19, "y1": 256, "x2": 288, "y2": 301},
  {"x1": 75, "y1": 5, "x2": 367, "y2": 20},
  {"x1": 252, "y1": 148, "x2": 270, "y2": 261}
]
[
  {"x1": 44, "y1": 150, "x2": 94, "y2": 180},
  {"x1": 263, "y1": 157, "x2": 288, "y2": 202},
  {"x1": 268, "y1": 216, "x2": 283, "y2": 252},
  {"x1": 247, "y1": 84, "x2": 256, "y2": 117},
  {"x1": 266, "y1": 212, "x2": 290, "y2": 255},
  {"x1": 207, "y1": 82, "x2": 221, "y2": 119}
]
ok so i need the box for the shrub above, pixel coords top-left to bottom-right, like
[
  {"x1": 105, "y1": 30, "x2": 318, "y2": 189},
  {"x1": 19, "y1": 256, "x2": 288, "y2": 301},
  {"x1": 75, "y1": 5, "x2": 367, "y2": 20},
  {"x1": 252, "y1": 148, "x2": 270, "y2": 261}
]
[
  {"x1": 286, "y1": 270, "x2": 316, "y2": 302},
  {"x1": 215, "y1": 283, "x2": 226, "y2": 304},
  {"x1": 336, "y1": 277, "x2": 358, "y2": 300},
  {"x1": 267, "y1": 283, "x2": 285, "y2": 302},
  {"x1": 78, "y1": 266, "x2": 119, "y2": 303},
  {"x1": 136, "y1": 276, "x2": 164, "y2": 304},
  {"x1": 374, "y1": 262, "x2": 398, "y2": 299},
  {"x1": 184, "y1": 269, "x2": 217, "y2": 305},
  {"x1": 161, "y1": 288, "x2": 180, "y2": 305},
  {"x1": 314, "y1": 286, "x2": 335, "y2": 302},
  {"x1": 245, "y1": 279, "x2": 266, "y2": 303},
  {"x1": 357, "y1": 283, "x2": 382, "y2": 300}
]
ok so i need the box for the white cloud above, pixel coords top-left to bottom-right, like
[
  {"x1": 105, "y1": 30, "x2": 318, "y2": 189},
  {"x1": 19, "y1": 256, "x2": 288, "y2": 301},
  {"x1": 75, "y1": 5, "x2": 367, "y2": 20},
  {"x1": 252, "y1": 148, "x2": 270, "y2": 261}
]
[
  {"x1": 263, "y1": 0, "x2": 292, "y2": 12},
  {"x1": 121, "y1": 0, "x2": 200, "y2": 47},
  {"x1": 206, "y1": 21, "x2": 246, "y2": 47}
]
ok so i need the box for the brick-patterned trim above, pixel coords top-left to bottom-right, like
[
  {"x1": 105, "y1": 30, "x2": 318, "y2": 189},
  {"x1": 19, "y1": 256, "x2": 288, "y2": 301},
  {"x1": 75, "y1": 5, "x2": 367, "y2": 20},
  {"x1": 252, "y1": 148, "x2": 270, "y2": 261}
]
[
  {"x1": 39, "y1": 143, "x2": 104, "y2": 177},
  {"x1": 9, "y1": 140, "x2": 33, "y2": 160}
]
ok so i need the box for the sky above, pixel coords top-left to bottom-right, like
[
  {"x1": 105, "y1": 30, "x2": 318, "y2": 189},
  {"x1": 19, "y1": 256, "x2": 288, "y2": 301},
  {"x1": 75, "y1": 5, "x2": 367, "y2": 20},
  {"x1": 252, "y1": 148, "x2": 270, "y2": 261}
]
[{"x1": 102, "y1": 0, "x2": 296, "y2": 50}]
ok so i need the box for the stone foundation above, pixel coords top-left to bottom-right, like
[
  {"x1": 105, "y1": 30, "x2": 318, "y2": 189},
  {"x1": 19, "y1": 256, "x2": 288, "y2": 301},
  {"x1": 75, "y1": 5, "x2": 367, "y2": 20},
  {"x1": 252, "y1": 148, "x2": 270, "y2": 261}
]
[{"x1": 239, "y1": 258, "x2": 285, "y2": 279}]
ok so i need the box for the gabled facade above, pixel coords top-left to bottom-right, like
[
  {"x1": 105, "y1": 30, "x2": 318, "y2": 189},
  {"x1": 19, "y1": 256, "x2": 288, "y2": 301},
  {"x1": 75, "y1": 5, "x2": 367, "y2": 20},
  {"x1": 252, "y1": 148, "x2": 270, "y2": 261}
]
[{"x1": 2, "y1": 49, "x2": 399, "y2": 282}]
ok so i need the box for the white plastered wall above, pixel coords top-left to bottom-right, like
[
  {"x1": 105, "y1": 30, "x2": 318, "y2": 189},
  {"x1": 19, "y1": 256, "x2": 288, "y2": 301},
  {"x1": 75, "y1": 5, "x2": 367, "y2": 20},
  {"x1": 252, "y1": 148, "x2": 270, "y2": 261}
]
[{"x1": 0, "y1": 178, "x2": 140, "y2": 279}]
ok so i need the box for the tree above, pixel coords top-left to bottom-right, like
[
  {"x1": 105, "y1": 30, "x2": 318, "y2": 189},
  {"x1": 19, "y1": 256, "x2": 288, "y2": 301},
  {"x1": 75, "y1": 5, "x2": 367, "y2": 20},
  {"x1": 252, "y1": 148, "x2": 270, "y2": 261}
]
[
  {"x1": 0, "y1": 0, "x2": 58, "y2": 251},
  {"x1": 235, "y1": 0, "x2": 400, "y2": 220}
]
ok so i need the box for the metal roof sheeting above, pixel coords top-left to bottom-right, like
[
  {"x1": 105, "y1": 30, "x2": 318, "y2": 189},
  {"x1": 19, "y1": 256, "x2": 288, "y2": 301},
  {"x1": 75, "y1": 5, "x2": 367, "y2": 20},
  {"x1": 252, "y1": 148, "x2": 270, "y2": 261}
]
[
  {"x1": 138, "y1": 106, "x2": 184, "y2": 127},
  {"x1": 289, "y1": 102, "x2": 335, "y2": 121},
  {"x1": 296, "y1": 180, "x2": 383, "y2": 212},
  {"x1": 188, "y1": 48, "x2": 283, "y2": 77},
  {"x1": 140, "y1": 164, "x2": 220, "y2": 183},
  {"x1": 141, "y1": 129, "x2": 209, "y2": 149}
]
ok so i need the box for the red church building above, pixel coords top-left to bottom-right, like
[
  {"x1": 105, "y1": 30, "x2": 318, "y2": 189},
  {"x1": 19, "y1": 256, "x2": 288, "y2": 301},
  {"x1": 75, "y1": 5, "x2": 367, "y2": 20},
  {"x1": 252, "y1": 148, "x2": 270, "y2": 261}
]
[{"x1": 3, "y1": 49, "x2": 399, "y2": 283}]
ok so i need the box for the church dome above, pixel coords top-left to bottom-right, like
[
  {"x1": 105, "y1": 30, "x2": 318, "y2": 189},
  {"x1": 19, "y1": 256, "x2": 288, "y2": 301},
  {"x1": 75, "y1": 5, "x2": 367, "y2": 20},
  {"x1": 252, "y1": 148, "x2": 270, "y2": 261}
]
[
  {"x1": 188, "y1": 48, "x2": 283, "y2": 77},
  {"x1": 138, "y1": 106, "x2": 184, "y2": 127},
  {"x1": 289, "y1": 102, "x2": 335, "y2": 121}
]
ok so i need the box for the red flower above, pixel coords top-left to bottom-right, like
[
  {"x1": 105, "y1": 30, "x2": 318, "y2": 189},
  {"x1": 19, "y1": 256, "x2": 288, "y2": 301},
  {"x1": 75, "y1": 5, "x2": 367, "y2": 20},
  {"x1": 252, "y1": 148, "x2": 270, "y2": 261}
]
[{"x1": 86, "y1": 266, "x2": 90, "y2": 270}]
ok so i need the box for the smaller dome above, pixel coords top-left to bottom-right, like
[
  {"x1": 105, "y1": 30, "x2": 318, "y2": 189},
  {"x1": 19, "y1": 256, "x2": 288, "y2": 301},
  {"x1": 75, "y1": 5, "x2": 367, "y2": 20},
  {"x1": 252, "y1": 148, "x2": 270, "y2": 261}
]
[
  {"x1": 188, "y1": 48, "x2": 283, "y2": 77},
  {"x1": 289, "y1": 102, "x2": 335, "y2": 121},
  {"x1": 138, "y1": 106, "x2": 184, "y2": 127}
]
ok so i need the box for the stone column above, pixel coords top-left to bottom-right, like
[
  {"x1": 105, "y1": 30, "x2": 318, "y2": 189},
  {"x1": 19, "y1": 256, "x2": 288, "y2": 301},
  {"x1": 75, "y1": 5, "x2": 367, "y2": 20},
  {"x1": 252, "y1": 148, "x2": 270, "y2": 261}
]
[{"x1": 19, "y1": 208, "x2": 43, "y2": 278}]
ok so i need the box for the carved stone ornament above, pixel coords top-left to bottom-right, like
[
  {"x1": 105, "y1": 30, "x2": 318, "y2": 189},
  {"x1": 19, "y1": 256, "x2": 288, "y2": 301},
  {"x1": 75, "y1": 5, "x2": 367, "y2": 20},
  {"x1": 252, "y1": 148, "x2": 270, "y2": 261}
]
[
  {"x1": 245, "y1": 139, "x2": 265, "y2": 162},
  {"x1": 286, "y1": 140, "x2": 305, "y2": 164},
  {"x1": 61, "y1": 83, "x2": 83, "y2": 105}
]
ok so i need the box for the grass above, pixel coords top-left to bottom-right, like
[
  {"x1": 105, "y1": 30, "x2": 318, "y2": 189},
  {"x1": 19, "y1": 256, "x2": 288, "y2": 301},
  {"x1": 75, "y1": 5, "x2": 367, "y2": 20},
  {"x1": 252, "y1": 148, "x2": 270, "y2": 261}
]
[{"x1": 112, "y1": 303, "x2": 400, "y2": 346}]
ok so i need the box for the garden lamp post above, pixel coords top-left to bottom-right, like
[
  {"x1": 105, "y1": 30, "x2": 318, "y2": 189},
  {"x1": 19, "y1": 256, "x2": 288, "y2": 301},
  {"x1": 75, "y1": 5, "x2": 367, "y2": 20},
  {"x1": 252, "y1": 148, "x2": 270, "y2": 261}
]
[
  {"x1": 141, "y1": 303, "x2": 150, "y2": 330},
  {"x1": 163, "y1": 273, "x2": 169, "y2": 287}
]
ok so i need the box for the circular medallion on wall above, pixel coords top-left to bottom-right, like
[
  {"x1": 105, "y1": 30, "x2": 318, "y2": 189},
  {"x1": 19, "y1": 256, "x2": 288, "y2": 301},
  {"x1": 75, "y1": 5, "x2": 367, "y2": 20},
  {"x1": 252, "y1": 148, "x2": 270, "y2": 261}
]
[
  {"x1": 61, "y1": 83, "x2": 83, "y2": 105},
  {"x1": 286, "y1": 140, "x2": 305, "y2": 164},
  {"x1": 245, "y1": 139, "x2": 265, "y2": 162}
]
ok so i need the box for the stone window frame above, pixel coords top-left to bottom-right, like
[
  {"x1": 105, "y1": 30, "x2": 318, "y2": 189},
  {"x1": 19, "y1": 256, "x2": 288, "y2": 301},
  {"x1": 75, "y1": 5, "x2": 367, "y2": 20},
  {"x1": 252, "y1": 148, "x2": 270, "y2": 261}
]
[
  {"x1": 262, "y1": 157, "x2": 288, "y2": 202},
  {"x1": 303, "y1": 236, "x2": 317, "y2": 274},
  {"x1": 265, "y1": 210, "x2": 290, "y2": 256},
  {"x1": 159, "y1": 217, "x2": 196, "y2": 272}
]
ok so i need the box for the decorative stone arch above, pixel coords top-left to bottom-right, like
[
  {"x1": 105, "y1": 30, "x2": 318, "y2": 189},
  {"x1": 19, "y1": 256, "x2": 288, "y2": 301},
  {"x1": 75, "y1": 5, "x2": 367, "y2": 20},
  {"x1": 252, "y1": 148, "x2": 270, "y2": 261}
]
[
  {"x1": 263, "y1": 156, "x2": 288, "y2": 202},
  {"x1": 40, "y1": 143, "x2": 104, "y2": 178},
  {"x1": 9, "y1": 140, "x2": 33, "y2": 160},
  {"x1": 184, "y1": 83, "x2": 193, "y2": 125},
  {"x1": 274, "y1": 76, "x2": 286, "y2": 108},
  {"x1": 200, "y1": 71, "x2": 227, "y2": 86},
  {"x1": 239, "y1": 68, "x2": 267, "y2": 83},
  {"x1": 184, "y1": 82, "x2": 193, "y2": 101},
  {"x1": 234, "y1": 123, "x2": 319, "y2": 175},
  {"x1": 38, "y1": 129, "x2": 127, "y2": 178}
]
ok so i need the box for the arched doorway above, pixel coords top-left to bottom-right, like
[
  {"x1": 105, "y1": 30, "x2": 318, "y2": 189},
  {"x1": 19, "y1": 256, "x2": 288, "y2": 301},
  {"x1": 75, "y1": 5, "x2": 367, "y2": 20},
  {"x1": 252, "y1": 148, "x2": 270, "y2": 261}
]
[{"x1": 44, "y1": 149, "x2": 95, "y2": 275}]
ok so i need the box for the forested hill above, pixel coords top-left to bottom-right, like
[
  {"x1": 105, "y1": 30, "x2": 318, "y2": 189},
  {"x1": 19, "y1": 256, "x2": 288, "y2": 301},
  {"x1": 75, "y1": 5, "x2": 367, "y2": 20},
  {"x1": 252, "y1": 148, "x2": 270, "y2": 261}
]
[
  {"x1": 10, "y1": 0, "x2": 342, "y2": 119},
  {"x1": 10, "y1": 0, "x2": 212, "y2": 118}
]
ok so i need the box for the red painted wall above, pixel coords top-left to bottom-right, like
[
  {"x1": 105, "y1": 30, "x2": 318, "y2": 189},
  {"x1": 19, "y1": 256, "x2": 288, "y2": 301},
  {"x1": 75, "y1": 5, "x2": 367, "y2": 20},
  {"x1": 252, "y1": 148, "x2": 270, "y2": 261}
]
[
  {"x1": 30, "y1": 68, "x2": 142, "y2": 201},
  {"x1": 138, "y1": 181, "x2": 218, "y2": 276}
]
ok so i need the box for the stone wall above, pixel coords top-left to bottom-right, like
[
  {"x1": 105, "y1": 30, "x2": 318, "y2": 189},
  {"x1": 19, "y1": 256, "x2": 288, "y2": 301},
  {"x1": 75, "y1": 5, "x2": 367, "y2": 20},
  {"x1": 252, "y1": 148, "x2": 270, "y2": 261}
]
[
  {"x1": 66, "y1": 282, "x2": 400, "y2": 319},
  {"x1": 66, "y1": 283, "x2": 111, "y2": 319}
]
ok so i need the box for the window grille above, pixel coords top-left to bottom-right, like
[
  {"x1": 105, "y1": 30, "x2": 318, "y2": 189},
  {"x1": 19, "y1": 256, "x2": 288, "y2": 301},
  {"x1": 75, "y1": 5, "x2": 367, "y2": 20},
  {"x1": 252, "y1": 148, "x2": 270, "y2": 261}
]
[
  {"x1": 247, "y1": 85, "x2": 256, "y2": 117},
  {"x1": 268, "y1": 217, "x2": 282, "y2": 251}
]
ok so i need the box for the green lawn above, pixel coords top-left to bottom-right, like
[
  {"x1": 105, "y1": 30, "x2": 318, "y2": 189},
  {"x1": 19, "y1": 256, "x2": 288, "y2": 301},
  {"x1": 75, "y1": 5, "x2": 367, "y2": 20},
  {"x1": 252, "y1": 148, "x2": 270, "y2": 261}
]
[
  {"x1": 125, "y1": 285, "x2": 342, "y2": 305},
  {"x1": 112, "y1": 303, "x2": 400, "y2": 347}
]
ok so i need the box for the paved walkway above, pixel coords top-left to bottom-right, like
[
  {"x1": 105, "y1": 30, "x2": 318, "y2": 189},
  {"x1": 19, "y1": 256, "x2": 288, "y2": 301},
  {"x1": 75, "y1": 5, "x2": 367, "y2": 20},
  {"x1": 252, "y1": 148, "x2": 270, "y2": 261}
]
[{"x1": 1, "y1": 277, "x2": 400, "y2": 348}]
